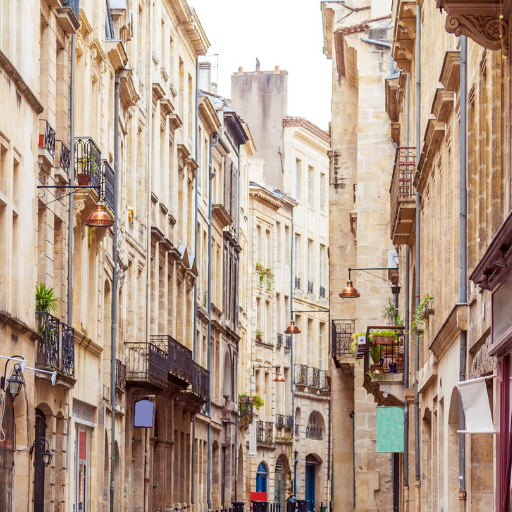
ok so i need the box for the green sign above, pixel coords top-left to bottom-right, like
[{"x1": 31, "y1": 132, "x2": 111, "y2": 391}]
[{"x1": 376, "y1": 406, "x2": 404, "y2": 453}]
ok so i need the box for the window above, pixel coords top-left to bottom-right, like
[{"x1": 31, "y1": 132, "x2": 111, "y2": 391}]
[
  {"x1": 294, "y1": 234, "x2": 300, "y2": 288},
  {"x1": 307, "y1": 240, "x2": 312, "y2": 284},
  {"x1": 295, "y1": 159, "x2": 301, "y2": 200},
  {"x1": 307, "y1": 319, "x2": 312, "y2": 367},
  {"x1": 320, "y1": 245, "x2": 324, "y2": 286},
  {"x1": 319, "y1": 323, "x2": 324, "y2": 370},
  {"x1": 256, "y1": 462, "x2": 268, "y2": 492},
  {"x1": 320, "y1": 173, "x2": 325, "y2": 211},
  {"x1": 285, "y1": 225, "x2": 290, "y2": 266},
  {"x1": 308, "y1": 166, "x2": 313, "y2": 206},
  {"x1": 266, "y1": 230, "x2": 271, "y2": 268},
  {"x1": 276, "y1": 221, "x2": 281, "y2": 263}
]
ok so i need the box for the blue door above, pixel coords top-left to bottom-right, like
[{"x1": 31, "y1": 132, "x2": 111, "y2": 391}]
[
  {"x1": 256, "y1": 462, "x2": 268, "y2": 492},
  {"x1": 305, "y1": 464, "x2": 315, "y2": 512}
]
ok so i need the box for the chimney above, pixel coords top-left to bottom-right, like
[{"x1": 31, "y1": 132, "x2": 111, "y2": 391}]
[
  {"x1": 199, "y1": 62, "x2": 211, "y2": 92},
  {"x1": 256, "y1": 58, "x2": 261, "y2": 73},
  {"x1": 238, "y1": 66, "x2": 244, "y2": 75},
  {"x1": 274, "y1": 66, "x2": 280, "y2": 74}
]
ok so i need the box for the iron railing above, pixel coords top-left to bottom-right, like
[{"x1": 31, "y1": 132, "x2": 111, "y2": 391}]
[
  {"x1": 276, "y1": 414, "x2": 285, "y2": 428},
  {"x1": 307, "y1": 280, "x2": 314, "y2": 294},
  {"x1": 294, "y1": 276, "x2": 301, "y2": 290},
  {"x1": 295, "y1": 423, "x2": 299, "y2": 436},
  {"x1": 286, "y1": 415, "x2": 293, "y2": 429},
  {"x1": 115, "y1": 359, "x2": 126, "y2": 392},
  {"x1": 294, "y1": 364, "x2": 309, "y2": 386},
  {"x1": 332, "y1": 319, "x2": 355, "y2": 358},
  {"x1": 63, "y1": 0, "x2": 79, "y2": 15},
  {"x1": 364, "y1": 326, "x2": 406, "y2": 375},
  {"x1": 192, "y1": 361, "x2": 209, "y2": 401},
  {"x1": 310, "y1": 367, "x2": 321, "y2": 388},
  {"x1": 55, "y1": 140, "x2": 71, "y2": 175},
  {"x1": 36, "y1": 312, "x2": 60, "y2": 371},
  {"x1": 75, "y1": 137, "x2": 101, "y2": 189},
  {"x1": 285, "y1": 335, "x2": 292, "y2": 350},
  {"x1": 320, "y1": 285, "x2": 326, "y2": 298},
  {"x1": 101, "y1": 160, "x2": 115, "y2": 212},
  {"x1": 60, "y1": 323, "x2": 75, "y2": 377},
  {"x1": 276, "y1": 333, "x2": 283, "y2": 348},
  {"x1": 151, "y1": 334, "x2": 193, "y2": 384},
  {"x1": 125, "y1": 341, "x2": 169, "y2": 389},
  {"x1": 39, "y1": 120, "x2": 56, "y2": 157},
  {"x1": 276, "y1": 415, "x2": 293, "y2": 429},
  {"x1": 390, "y1": 147, "x2": 416, "y2": 231},
  {"x1": 306, "y1": 425, "x2": 323, "y2": 440},
  {"x1": 239, "y1": 395, "x2": 254, "y2": 425},
  {"x1": 256, "y1": 420, "x2": 273, "y2": 444}
]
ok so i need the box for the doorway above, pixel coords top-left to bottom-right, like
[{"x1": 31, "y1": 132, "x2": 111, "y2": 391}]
[
  {"x1": 305, "y1": 464, "x2": 315, "y2": 512},
  {"x1": 34, "y1": 409, "x2": 47, "y2": 512},
  {"x1": 256, "y1": 462, "x2": 268, "y2": 492}
]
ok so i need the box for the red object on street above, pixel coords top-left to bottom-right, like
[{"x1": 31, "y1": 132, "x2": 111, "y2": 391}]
[{"x1": 250, "y1": 492, "x2": 267, "y2": 502}]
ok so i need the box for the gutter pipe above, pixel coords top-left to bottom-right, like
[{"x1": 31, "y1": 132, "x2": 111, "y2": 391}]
[
  {"x1": 349, "y1": 411, "x2": 355, "y2": 509},
  {"x1": 360, "y1": 37, "x2": 394, "y2": 75},
  {"x1": 459, "y1": 35, "x2": 468, "y2": 504},
  {"x1": 110, "y1": 71, "x2": 121, "y2": 512},
  {"x1": 191, "y1": 57, "x2": 200, "y2": 505},
  {"x1": 414, "y1": 4, "x2": 422, "y2": 510},
  {"x1": 290, "y1": 207, "x2": 296, "y2": 495},
  {"x1": 206, "y1": 131, "x2": 219, "y2": 509}
]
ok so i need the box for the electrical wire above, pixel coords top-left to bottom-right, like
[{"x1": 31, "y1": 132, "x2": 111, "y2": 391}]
[{"x1": 40, "y1": 189, "x2": 75, "y2": 206}]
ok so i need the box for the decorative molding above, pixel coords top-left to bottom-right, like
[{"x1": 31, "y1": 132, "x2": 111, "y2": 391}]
[
  {"x1": 439, "y1": 51, "x2": 460, "y2": 92},
  {"x1": 429, "y1": 304, "x2": 468, "y2": 360},
  {"x1": 431, "y1": 87, "x2": 455, "y2": 124}
]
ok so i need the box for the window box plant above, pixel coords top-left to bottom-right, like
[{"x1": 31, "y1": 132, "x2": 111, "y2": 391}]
[{"x1": 255, "y1": 329, "x2": 265, "y2": 343}]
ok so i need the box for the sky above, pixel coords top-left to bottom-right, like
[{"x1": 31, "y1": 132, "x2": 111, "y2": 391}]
[{"x1": 190, "y1": 0, "x2": 333, "y2": 131}]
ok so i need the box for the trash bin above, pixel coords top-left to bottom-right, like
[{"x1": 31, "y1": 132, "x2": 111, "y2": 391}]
[
  {"x1": 286, "y1": 494, "x2": 297, "y2": 512},
  {"x1": 232, "y1": 501, "x2": 245, "y2": 512},
  {"x1": 252, "y1": 501, "x2": 268, "y2": 512},
  {"x1": 296, "y1": 500, "x2": 308, "y2": 512}
]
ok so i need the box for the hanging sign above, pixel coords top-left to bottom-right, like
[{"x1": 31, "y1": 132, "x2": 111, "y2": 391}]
[
  {"x1": 134, "y1": 399, "x2": 154, "y2": 428},
  {"x1": 376, "y1": 406, "x2": 404, "y2": 453}
]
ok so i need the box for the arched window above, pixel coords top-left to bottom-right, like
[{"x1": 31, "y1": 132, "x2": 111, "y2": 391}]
[
  {"x1": 306, "y1": 412, "x2": 324, "y2": 440},
  {"x1": 256, "y1": 462, "x2": 268, "y2": 492}
]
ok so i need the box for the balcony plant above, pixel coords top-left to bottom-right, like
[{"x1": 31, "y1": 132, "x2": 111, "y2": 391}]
[
  {"x1": 350, "y1": 332, "x2": 366, "y2": 357},
  {"x1": 370, "y1": 329, "x2": 397, "y2": 344},
  {"x1": 255, "y1": 329, "x2": 265, "y2": 343},
  {"x1": 383, "y1": 300, "x2": 404, "y2": 326},
  {"x1": 409, "y1": 294, "x2": 434, "y2": 337},
  {"x1": 256, "y1": 262, "x2": 265, "y2": 285},
  {"x1": 265, "y1": 268, "x2": 274, "y2": 291},
  {"x1": 36, "y1": 283, "x2": 60, "y2": 346}
]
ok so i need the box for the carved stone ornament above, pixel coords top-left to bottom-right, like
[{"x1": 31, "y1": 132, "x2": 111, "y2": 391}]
[{"x1": 445, "y1": 13, "x2": 509, "y2": 51}]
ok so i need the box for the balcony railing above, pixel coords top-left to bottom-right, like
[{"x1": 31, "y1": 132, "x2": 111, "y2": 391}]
[
  {"x1": 57, "y1": 141, "x2": 71, "y2": 175},
  {"x1": 75, "y1": 137, "x2": 101, "y2": 189},
  {"x1": 36, "y1": 312, "x2": 75, "y2": 378},
  {"x1": 294, "y1": 276, "x2": 301, "y2": 290},
  {"x1": 63, "y1": 0, "x2": 79, "y2": 15},
  {"x1": 295, "y1": 423, "x2": 299, "y2": 437},
  {"x1": 331, "y1": 319, "x2": 355, "y2": 359},
  {"x1": 285, "y1": 335, "x2": 292, "y2": 350},
  {"x1": 390, "y1": 147, "x2": 416, "y2": 245},
  {"x1": 101, "y1": 160, "x2": 115, "y2": 212},
  {"x1": 363, "y1": 327, "x2": 405, "y2": 375},
  {"x1": 115, "y1": 359, "x2": 126, "y2": 392},
  {"x1": 191, "y1": 361, "x2": 209, "y2": 401},
  {"x1": 306, "y1": 425, "x2": 323, "y2": 440},
  {"x1": 167, "y1": 335, "x2": 193, "y2": 383},
  {"x1": 256, "y1": 421, "x2": 273, "y2": 444},
  {"x1": 294, "y1": 364, "x2": 328, "y2": 390},
  {"x1": 307, "y1": 281, "x2": 314, "y2": 294},
  {"x1": 294, "y1": 364, "x2": 309, "y2": 386},
  {"x1": 276, "y1": 333, "x2": 283, "y2": 348},
  {"x1": 319, "y1": 285, "x2": 326, "y2": 299},
  {"x1": 239, "y1": 395, "x2": 254, "y2": 426},
  {"x1": 39, "y1": 120, "x2": 56, "y2": 157},
  {"x1": 310, "y1": 367, "x2": 321, "y2": 388},
  {"x1": 125, "y1": 340, "x2": 169, "y2": 389},
  {"x1": 276, "y1": 415, "x2": 293, "y2": 429}
]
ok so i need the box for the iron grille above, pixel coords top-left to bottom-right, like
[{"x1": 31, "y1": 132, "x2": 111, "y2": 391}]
[
  {"x1": 56, "y1": 140, "x2": 70, "y2": 175},
  {"x1": 192, "y1": 361, "x2": 209, "y2": 401},
  {"x1": 276, "y1": 414, "x2": 285, "y2": 428},
  {"x1": 265, "y1": 421, "x2": 273, "y2": 443},
  {"x1": 364, "y1": 326, "x2": 405, "y2": 375},
  {"x1": 75, "y1": 137, "x2": 101, "y2": 189},
  {"x1": 63, "y1": 0, "x2": 79, "y2": 15},
  {"x1": 285, "y1": 335, "x2": 292, "y2": 350},
  {"x1": 276, "y1": 333, "x2": 283, "y2": 348},
  {"x1": 306, "y1": 426, "x2": 323, "y2": 440},
  {"x1": 39, "y1": 120, "x2": 56, "y2": 157},
  {"x1": 307, "y1": 281, "x2": 314, "y2": 294},
  {"x1": 256, "y1": 421, "x2": 273, "y2": 444},
  {"x1": 36, "y1": 312, "x2": 60, "y2": 371},
  {"x1": 294, "y1": 276, "x2": 301, "y2": 290},
  {"x1": 285, "y1": 415, "x2": 294, "y2": 429},
  {"x1": 238, "y1": 395, "x2": 254, "y2": 425},
  {"x1": 101, "y1": 160, "x2": 115, "y2": 212},
  {"x1": 115, "y1": 359, "x2": 126, "y2": 392},
  {"x1": 332, "y1": 319, "x2": 355, "y2": 358},
  {"x1": 125, "y1": 341, "x2": 168, "y2": 389},
  {"x1": 320, "y1": 285, "x2": 326, "y2": 298},
  {"x1": 294, "y1": 364, "x2": 309, "y2": 386},
  {"x1": 152, "y1": 334, "x2": 193, "y2": 384},
  {"x1": 309, "y1": 367, "x2": 320, "y2": 388},
  {"x1": 61, "y1": 323, "x2": 75, "y2": 377},
  {"x1": 256, "y1": 420, "x2": 264, "y2": 443}
]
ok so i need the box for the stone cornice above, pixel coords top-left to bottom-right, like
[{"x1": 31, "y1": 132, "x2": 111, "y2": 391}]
[
  {"x1": 431, "y1": 87, "x2": 455, "y2": 124},
  {"x1": 428, "y1": 304, "x2": 468, "y2": 360},
  {"x1": 415, "y1": 119, "x2": 445, "y2": 192},
  {"x1": 439, "y1": 51, "x2": 461, "y2": 92}
]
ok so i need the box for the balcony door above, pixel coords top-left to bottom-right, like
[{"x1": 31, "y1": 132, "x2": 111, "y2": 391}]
[{"x1": 34, "y1": 409, "x2": 46, "y2": 512}]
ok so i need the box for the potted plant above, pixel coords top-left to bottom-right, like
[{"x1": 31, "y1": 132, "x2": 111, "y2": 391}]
[
  {"x1": 409, "y1": 294, "x2": 434, "y2": 337},
  {"x1": 35, "y1": 284, "x2": 60, "y2": 361},
  {"x1": 371, "y1": 329, "x2": 397, "y2": 344},
  {"x1": 265, "y1": 268, "x2": 274, "y2": 291},
  {"x1": 369, "y1": 343, "x2": 383, "y2": 364},
  {"x1": 255, "y1": 329, "x2": 265, "y2": 343},
  {"x1": 77, "y1": 156, "x2": 91, "y2": 185}
]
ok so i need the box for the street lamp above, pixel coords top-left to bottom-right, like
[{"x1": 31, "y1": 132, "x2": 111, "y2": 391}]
[
  {"x1": 252, "y1": 365, "x2": 286, "y2": 383},
  {"x1": 340, "y1": 267, "x2": 399, "y2": 299},
  {"x1": 285, "y1": 308, "x2": 330, "y2": 335},
  {"x1": 30, "y1": 437, "x2": 53, "y2": 467},
  {"x1": 85, "y1": 202, "x2": 114, "y2": 227},
  {"x1": 1, "y1": 359, "x2": 25, "y2": 399}
]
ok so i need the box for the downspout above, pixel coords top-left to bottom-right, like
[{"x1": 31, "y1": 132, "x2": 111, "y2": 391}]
[
  {"x1": 414, "y1": 4, "x2": 422, "y2": 510},
  {"x1": 327, "y1": 381, "x2": 332, "y2": 505},
  {"x1": 459, "y1": 34, "x2": 468, "y2": 506},
  {"x1": 191, "y1": 57, "x2": 200, "y2": 505},
  {"x1": 66, "y1": 30, "x2": 76, "y2": 474},
  {"x1": 404, "y1": 70, "x2": 411, "y2": 511},
  {"x1": 360, "y1": 38, "x2": 394, "y2": 75},
  {"x1": 349, "y1": 411, "x2": 355, "y2": 509},
  {"x1": 207, "y1": 131, "x2": 219, "y2": 510},
  {"x1": 110, "y1": 71, "x2": 121, "y2": 512},
  {"x1": 290, "y1": 207, "x2": 296, "y2": 495}
]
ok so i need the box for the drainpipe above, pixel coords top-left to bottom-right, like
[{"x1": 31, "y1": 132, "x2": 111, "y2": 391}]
[
  {"x1": 349, "y1": 411, "x2": 355, "y2": 509},
  {"x1": 65, "y1": 31, "x2": 76, "y2": 475},
  {"x1": 459, "y1": 34, "x2": 468, "y2": 506},
  {"x1": 360, "y1": 38, "x2": 394, "y2": 75},
  {"x1": 207, "y1": 131, "x2": 219, "y2": 509},
  {"x1": 290, "y1": 207, "x2": 296, "y2": 495},
  {"x1": 191, "y1": 56, "x2": 200, "y2": 506},
  {"x1": 327, "y1": 389, "x2": 332, "y2": 504},
  {"x1": 110, "y1": 71, "x2": 120, "y2": 512},
  {"x1": 404, "y1": 70, "x2": 411, "y2": 511},
  {"x1": 414, "y1": 4, "x2": 422, "y2": 510}
]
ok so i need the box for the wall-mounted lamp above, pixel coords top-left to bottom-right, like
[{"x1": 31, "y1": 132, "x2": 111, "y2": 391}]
[
  {"x1": 340, "y1": 267, "x2": 399, "y2": 299},
  {"x1": 85, "y1": 203, "x2": 114, "y2": 227},
  {"x1": 252, "y1": 365, "x2": 285, "y2": 383},
  {"x1": 1, "y1": 357, "x2": 26, "y2": 399},
  {"x1": 284, "y1": 308, "x2": 330, "y2": 334},
  {"x1": 29, "y1": 437, "x2": 53, "y2": 467}
]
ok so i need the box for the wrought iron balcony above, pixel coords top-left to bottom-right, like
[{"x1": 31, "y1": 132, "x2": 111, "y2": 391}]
[
  {"x1": 55, "y1": 140, "x2": 71, "y2": 175},
  {"x1": 294, "y1": 276, "x2": 301, "y2": 290},
  {"x1": 331, "y1": 319, "x2": 355, "y2": 360},
  {"x1": 390, "y1": 147, "x2": 416, "y2": 245},
  {"x1": 191, "y1": 361, "x2": 209, "y2": 401},
  {"x1": 319, "y1": 285, "x2": 326, "y2": 299},
  {"x1": 276, "y1": 415, "x2": 293, "y2": 429},
  {"x1": 38, "y1": 120, "x2": 56, "y2": 158},
  {"x1": 125, "y1": 340, "x2": 169, "y2": 390},
  {"x1": 239, "y1": 395, "x2": 254, "y2": 426},
  {"x1": 36, "y1": 312, "x2": 60, "y2": 371},
  {"x1": 60, "y1": 324, "x2": 75, "y2": 377},
  {"x1": 307, "y1": 281, "x2": 314, "y2": 294},
  {"x1": 101, "y1": 160, "x2": 115, "y2": 213},
  {"x1": 74, "y1": 137, "x2": 101, "y2": 189},
  {"x1": 285, "y1": 415, "x2": 293, "y2": 429},
  {"x1": 115, "y1": 359, "x2": 126, "y2": 392},
  {"x1": 256, "y1": 420, "x2": 273, "y2": 444},
  {"x1": 306, "y1": 426, "x2": 323, "y2": 440},
  {"x1": 294, "y1": 364, "x2": 309, "y2": 386},
  {"x1": 276, "y1": 414, "x2": 285, "y2": 428},
  {"x1": 165, "y1": 335, "x2": 193, "y2": 384},
  {"x1": 63, "y1": 0, "x2": 79, "y2": 15},
  {"x1": 276, "y1": 333, "x2": 283, "y2": 348},
  {"x1": 295, "y1": 423, "x2": 299, "y2": 437},
  {"x1": 310, "y1": 367, "x2": 321, "y2": 388},
  {"x1": 285, "y1": 335, "x2": 292, "y2": 350}
]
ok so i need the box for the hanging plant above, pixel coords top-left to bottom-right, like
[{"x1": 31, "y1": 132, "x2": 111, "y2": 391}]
[
  {"x1": 265, "y1": 268, "x2": 274, "y2": 291},
  {"x1": 36, "y1": 284, "x2": 60, "y2": 346},
  {"x1": 409, "y1": 294, "x2": 434, "y2": 337},
  {"x1": 256, "y1": 262, "x2": 265, "y2": 285}
]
